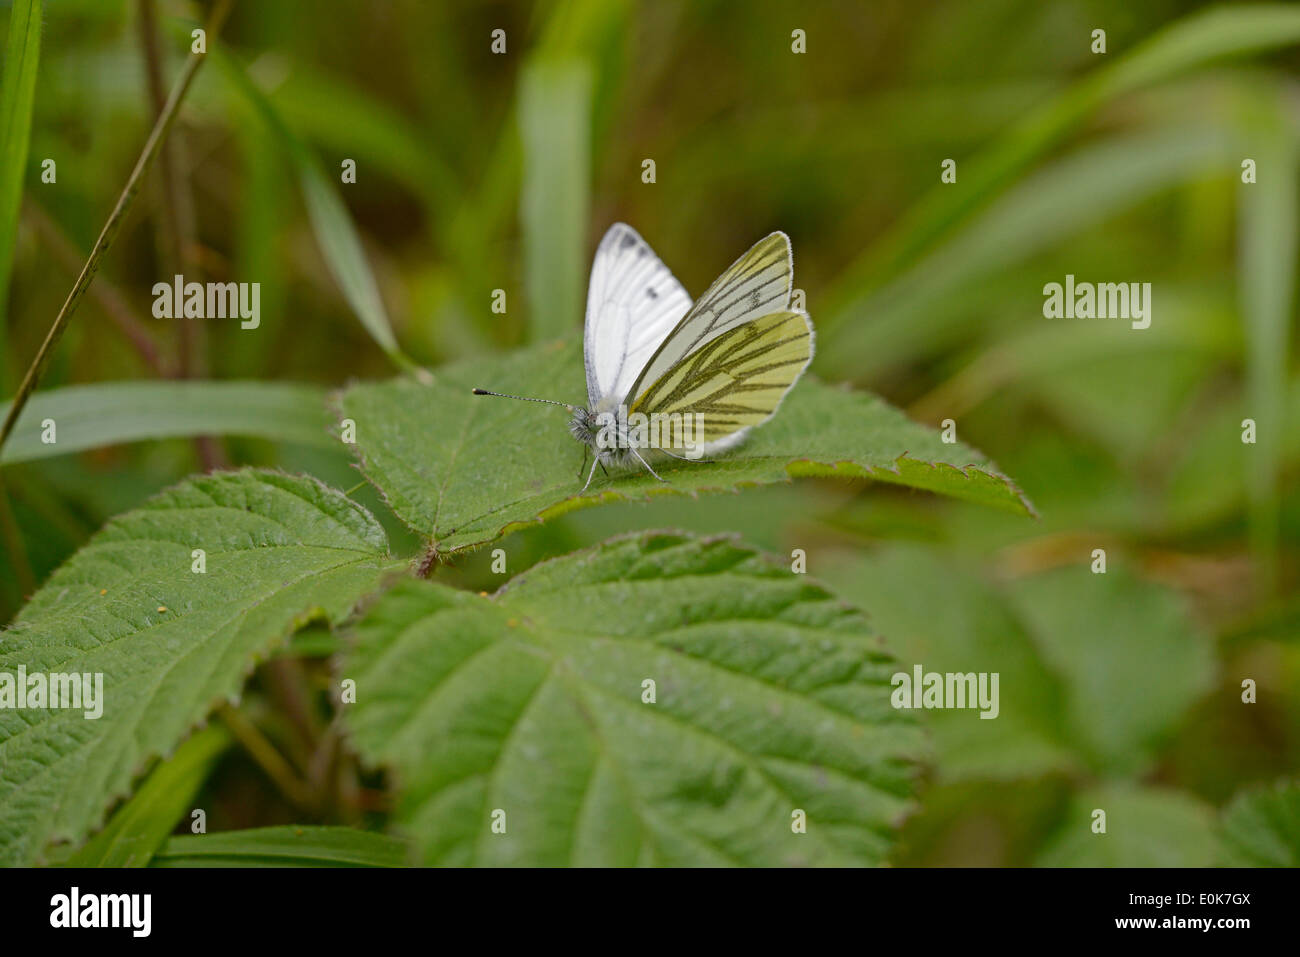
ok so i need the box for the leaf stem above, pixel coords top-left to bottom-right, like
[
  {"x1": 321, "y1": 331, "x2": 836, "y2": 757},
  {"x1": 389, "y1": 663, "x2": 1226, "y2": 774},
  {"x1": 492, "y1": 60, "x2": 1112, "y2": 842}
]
[
  {"x1": 22, "y1": 199, "x2": 169, "y2": 375},
  {"x1": 415, "y1": 544, "x2": 439, "y2": 578},
  {"x1": 216, "y1": 702, "x2": 317, "y2": 815},
  {"x1": 0, "y1": 0, "x2": 234, "y2": 460},
  {"x1": 0, "y1": 475, "x2": 34, "y2": 596},
  {"x1": 263, "y1": 656, "x2": 321, "y2": 758},
  {"x1": 137, "y1": 0, "x2": 225, "y2": 474}
]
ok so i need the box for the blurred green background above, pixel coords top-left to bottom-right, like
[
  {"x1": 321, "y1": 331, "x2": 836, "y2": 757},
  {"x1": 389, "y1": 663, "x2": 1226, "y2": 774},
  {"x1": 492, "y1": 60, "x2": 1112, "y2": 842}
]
[{"x1": 1, "y1": 0, "x2": 1297, "y2": 865}]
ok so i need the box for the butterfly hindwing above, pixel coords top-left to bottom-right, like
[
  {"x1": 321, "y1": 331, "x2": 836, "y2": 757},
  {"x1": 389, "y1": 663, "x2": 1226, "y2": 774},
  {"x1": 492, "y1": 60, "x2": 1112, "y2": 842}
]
[
  {"x1": 583, "y1": 223, "x2": 693, "y2": 409},
  {"x1": 630, "y1": 309, "x2": 813, "y2": 445}
]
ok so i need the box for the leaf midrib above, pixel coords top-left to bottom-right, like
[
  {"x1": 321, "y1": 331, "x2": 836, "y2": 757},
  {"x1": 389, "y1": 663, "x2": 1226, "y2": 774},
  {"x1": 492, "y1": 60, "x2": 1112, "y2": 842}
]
[{"x1": 368, "y1": 596, "x2": 913, "y2": 826}]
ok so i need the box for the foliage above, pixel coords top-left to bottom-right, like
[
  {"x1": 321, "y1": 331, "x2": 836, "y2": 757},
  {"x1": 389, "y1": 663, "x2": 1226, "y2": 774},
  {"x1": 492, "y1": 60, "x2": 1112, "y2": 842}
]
[
  {"x1": 0, "y1": 0, "x2": 1296, "y2": 867},
  {"x1": 344, "y1": 531, "x2": 922, "y2": 865}
]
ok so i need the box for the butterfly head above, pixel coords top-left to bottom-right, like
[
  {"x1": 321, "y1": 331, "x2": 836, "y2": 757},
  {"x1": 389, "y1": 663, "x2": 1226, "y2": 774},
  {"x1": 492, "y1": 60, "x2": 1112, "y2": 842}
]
[{"x1": 566, "y1": 407, "x2": 598, "y2": 446}]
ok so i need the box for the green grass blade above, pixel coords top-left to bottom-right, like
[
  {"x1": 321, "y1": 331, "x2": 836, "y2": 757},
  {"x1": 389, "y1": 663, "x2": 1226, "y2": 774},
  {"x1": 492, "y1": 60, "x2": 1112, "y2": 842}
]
[
  {"x1": 821, "y1": 125, "x2": 1235, "y2": 378},
  {"x1": 1236, "y1": 87, "x2": 1297, "y2": 594},
  {"x1": 66, "y1": 726, "x2": 231, "y2": 867},
  {"x1": 519, "y1": 59, "x2": 592, "y2": 343},
  {"x1": 823, "y1": 3, "x2": 1300, "y2": 328},
  {"x1": 297, "y1": 159, "x2": 412, "y2": 367},
  {"x1": 0, "y1": 0, "x2": 232, "y2": 458},
  {"x1": 0, "y1": 0, "x2": 42, "y2": 369},
  {"x1": 267, "y1": 64, "x2": 458, "y2": 219},
  {"x1": 153, "y1": 825, "x2": 408, "y2": 867},
  {"x1": 213, "y1": 50, "x2": 414, "y2": 370},
  {"x1": 0, "y1": 380, "x2": 336, "y2": 464}
]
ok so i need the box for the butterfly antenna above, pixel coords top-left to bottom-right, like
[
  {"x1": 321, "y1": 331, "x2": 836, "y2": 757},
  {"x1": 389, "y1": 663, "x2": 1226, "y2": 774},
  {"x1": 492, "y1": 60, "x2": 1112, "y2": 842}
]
[{"x1": 471, "y1": 388, "x2": 578, "y2": 412}]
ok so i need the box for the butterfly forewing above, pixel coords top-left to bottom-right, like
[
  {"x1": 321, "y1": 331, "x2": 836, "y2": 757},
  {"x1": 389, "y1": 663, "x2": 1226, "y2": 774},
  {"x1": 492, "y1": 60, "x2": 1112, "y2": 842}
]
[
  {"x1": 622, "y1": 231, "x2": 793, "y2": 406},
  {"x1": 583, "y1": 223, "x2": 693, "y2": 409},
  {"x1": 630, "y1": 309, "x2": 813, "y2": 442}
]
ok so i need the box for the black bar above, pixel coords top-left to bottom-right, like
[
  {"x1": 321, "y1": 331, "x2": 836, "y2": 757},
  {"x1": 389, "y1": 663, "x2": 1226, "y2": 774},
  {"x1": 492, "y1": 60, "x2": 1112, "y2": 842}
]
[{"x1": 1, "y1": 866, "x2": 1278, "y2": 944}]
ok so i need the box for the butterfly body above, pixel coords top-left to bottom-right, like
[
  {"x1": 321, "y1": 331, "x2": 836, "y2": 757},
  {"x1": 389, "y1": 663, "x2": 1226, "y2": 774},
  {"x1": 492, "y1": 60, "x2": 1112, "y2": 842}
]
[
  {"x1": 475, "y1": 223, "x2": 814, "y2": 491},
  {"x1": 567, "y1": 402, "x2": 669, "y2": 475},
  {"x1": 567, "y1": 407, "x2": 623, "y2": 466}
]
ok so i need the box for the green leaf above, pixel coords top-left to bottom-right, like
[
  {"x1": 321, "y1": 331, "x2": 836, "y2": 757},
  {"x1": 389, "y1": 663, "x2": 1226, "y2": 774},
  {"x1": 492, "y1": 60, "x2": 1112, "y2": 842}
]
[
  {"x1": 519, "y1": 59, "x2": 591, "y2": 343},
  {"x1": 1161, "y1": 378, "x2": 1300, "y2": 533},
  {"x1": 66, "y1": 725, "x2": 231, "y2": 867},
  {"x1": 153, "y1": 825, "x2": 408, "y2": 868},
  {"x1": 1037, "y1": 785, "x2": 1217, "y2": 866},
  {"x1": 822, "y1": 547, "x2": 1221, "y2": 783},
  {"x1": 343, "y1": 530, "x2": 923, "y2": 866},
  {"x1": 824, "y1": 545, "x2": 1078, "y2": 781},
  {"x1": 339, "y1": 338, "x2": 1032, "y2": 556},
  {"x1": 1007, "y1": 565, "x2": 1215, "y2": 776},
  {"x1": 0, "y1": 0, "x2": 41, "y2": 343},
  {"x1": 213, "y1": 50, "x2": 413, "y2": 369},
  {"x1": 998, "y1": 315, "x2": 1223, "y2": 463},
  {"x1": 1218, "y1": 779, "x2": 1300, "y2": 866},
  {"x1": 0, "y1": 469, "x2": 399, "y2": 865},
  {"x1": 0, "y1": 380, "x2": 336, "y2": 464}
]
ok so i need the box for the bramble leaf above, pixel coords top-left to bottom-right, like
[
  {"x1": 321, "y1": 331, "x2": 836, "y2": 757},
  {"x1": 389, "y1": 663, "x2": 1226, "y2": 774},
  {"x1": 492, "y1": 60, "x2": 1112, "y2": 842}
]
[
  {"x1": 340, "y1": 338, "x2": 1033, "y2": 555},
  {"x1": 66, "y1": 725, "x2": 231, "y2": 867},
  {"x1": 342, "y1": 530, "x2": 923, "y2": 866},
  {"x1": 0, "y1": 469, "x2": 399, "y2": 865},
  {"x1": 1218, "y1": 779, "x2": 1300, "y2": 867},
  {"x1": 1036, "y1": 785, "x2": 1216, "y2": 866}
]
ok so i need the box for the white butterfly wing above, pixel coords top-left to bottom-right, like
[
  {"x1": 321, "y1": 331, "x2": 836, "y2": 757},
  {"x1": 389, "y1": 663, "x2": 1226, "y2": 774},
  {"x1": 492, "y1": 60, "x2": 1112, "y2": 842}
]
[
  {"x1": 583, "y1": 223, "x2": 693, "y2": 409},
  {"x1": 624, "y1": 231, "x2": 793, "y2": 405}
]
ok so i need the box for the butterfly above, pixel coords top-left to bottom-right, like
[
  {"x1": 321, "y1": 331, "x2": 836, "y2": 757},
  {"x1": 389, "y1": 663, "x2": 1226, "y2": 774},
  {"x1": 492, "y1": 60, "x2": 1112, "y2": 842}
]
[{"x1": 474, "y1": 223, "x2": 814, "y2": 492}]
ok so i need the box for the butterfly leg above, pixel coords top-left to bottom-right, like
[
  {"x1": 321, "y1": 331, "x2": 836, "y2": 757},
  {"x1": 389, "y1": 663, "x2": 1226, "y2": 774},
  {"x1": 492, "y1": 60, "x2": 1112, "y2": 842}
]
[
  {"x1": 580, "y1": 455, "x2": 601, "y2": 493},
  {"x1": 658, "y1": 447, "x2": 714, "y2": 465},
  {"x1": 578, "y1": 445, "x2": 589, "y2": 480},
  {"x1": 628, "y1": 446, "x2": 668, "y2": 483}
]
